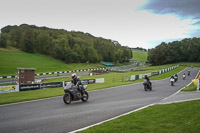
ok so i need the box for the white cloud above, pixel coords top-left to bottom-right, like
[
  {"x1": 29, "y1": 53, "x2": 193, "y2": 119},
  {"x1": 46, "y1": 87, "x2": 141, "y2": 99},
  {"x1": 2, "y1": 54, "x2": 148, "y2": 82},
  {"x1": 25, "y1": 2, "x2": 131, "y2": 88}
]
[{"x1": 0, "y1": 0, "x2": 199, "y2": 49}]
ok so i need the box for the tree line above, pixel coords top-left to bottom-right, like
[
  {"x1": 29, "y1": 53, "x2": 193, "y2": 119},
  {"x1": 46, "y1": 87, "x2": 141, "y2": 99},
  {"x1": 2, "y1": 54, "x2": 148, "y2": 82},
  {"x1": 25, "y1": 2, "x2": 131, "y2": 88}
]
[
  {"x1": 131, "y1": 47, "x2": 147, "y2": 51},
  {"x1": 0, "y1": 24, "x2": 132, "y2": 63},
  {"x1": 148, "y1": 38, "x2": 200, "y2": 65}
]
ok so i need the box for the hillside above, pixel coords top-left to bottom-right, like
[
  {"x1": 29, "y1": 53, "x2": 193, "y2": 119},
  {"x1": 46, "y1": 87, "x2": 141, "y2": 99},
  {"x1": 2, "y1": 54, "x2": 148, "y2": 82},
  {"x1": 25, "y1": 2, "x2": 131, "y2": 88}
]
[
  {"x1": 0, "y1": 47, "x2": 104, "y2": 76},
  {"x1": 132, "y1": 50, "x2": 147, "y2": 62},
  {"x1": 0, "y1": 24, "x2": 132, "y2": 63}
]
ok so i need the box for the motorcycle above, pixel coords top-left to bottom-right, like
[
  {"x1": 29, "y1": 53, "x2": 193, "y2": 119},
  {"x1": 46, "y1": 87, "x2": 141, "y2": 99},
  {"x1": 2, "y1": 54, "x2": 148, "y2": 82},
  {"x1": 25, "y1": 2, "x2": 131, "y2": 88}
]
[
  {"x1": 143, "y1": 79, "x2": 152, "y2": 91},
  {"x1": 188, "y1": 71, "x2": 190, "y2": 76},
  {"x1": 183, "y1": 74, "x2": 186, "y2": 80},
  {"x1": 63, "y1": 82, "x2": 89, "y2": 104},
  {"x1": 170, "y1": 78, "x2": 174, "y2": 86},
  {"x1": 174, "y1": 75, "x2": 178, "y2": 82}
]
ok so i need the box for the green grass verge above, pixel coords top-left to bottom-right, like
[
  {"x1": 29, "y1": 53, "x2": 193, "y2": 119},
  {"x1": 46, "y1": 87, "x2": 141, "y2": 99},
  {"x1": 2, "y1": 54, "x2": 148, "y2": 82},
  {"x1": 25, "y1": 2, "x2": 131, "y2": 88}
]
[
  {"x1": 178, "y1": 62, "x2": 200, "y2": 67},
  {"x1": 0, "y1": 87, "x2": 63, "y2": 104},
  {"x1": 182, "y1": 82, "x2": 197, "y2": 91},
  {"x1": 0, "y1": 64, "x2": 186, "y2": 105},
  {"x1": 0, "y1": 47, "x2": 104, "y2": 76},
  {"x1": 182, "y1": 72, "x2": 200, "y2": 91},
  {"x1": 78, "y1": 100, "x2": 200, "y2": 133},
  {"x1": 132, "y1": 50, "x2": 147, "y2": 61}
]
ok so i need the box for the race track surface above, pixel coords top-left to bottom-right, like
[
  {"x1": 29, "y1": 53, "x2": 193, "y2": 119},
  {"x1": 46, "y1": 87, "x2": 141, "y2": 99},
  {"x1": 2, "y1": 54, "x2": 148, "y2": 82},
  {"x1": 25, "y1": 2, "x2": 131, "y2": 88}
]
[{"x1": 0, "y1": 67, "x2": 199, "y2": 133}]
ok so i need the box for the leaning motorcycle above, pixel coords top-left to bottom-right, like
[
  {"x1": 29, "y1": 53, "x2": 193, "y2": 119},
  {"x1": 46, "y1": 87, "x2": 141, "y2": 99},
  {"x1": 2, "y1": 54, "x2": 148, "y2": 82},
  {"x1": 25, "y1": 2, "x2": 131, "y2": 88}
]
[
  {"x1": 143, "y1": 79, "x2": 152, "y2": 91},
  {"x1": 63, "y1": 82, "x2": 89, "y2": 104}
]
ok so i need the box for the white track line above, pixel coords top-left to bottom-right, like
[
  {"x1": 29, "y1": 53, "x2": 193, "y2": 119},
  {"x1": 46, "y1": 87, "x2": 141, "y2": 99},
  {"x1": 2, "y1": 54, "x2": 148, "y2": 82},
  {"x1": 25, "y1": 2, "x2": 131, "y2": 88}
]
[
  {"x1": 69, "y1": 103, "x2": 155, "y2": 133},
  {"x1": 157, "y1": 98, "x2": 200, "y2": 105}
]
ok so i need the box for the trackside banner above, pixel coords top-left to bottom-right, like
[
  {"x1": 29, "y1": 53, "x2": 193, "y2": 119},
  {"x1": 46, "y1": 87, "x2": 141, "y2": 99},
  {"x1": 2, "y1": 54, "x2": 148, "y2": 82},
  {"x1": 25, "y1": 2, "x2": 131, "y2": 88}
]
[
  {"x1": 19, "y1": 82, "x2": 63, "y2": 91},
  {"x1": 151, "y1": 72, "x2": 159, "y2": 76},
  {"x1": 0, "y1": 85, "x2": 19, "y2": 93},
  {"x1": 19, "y1": 84, "x2": 40, "y2": 91}
]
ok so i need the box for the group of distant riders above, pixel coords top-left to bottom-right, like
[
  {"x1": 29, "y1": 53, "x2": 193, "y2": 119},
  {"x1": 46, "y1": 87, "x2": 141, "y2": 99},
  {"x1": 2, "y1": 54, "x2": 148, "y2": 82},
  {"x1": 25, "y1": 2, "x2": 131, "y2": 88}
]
[
  {"x1": 169, "y1": 70, "x2": 191, "y2": 86},
  {"x1": 143, "y1": 69, "x2": 192, "y2": 90}
]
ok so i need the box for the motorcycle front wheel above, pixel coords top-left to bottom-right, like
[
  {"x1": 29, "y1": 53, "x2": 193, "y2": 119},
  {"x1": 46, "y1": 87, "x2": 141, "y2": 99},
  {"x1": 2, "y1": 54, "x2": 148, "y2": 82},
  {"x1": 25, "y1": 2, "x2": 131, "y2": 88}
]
[
  {"x1": 81, "y1": 91, "x2": 89, "y2": 102},
  {"x1": 63, "y1": 93, "x2": 71, "y2": 104},
  {"x1": 144, "y1": 84, "x2": 147, "y2": 91},
  {"x1": 149, "y1": 85, "x2": 152, "y2": 91}
]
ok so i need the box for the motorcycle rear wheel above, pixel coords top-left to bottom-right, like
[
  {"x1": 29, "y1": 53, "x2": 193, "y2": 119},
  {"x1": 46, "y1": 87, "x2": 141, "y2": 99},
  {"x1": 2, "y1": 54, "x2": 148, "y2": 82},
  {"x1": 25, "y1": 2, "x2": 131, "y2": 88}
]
[
  {"x1": 149, "y1": 86, "x2": 152, "y2": 91},
  {"x1": 63, "y1": 93, "x2": 71, "y2": 104},
  {"x1": 81, "y1": 91, "x2": 89, "y2": 102}
]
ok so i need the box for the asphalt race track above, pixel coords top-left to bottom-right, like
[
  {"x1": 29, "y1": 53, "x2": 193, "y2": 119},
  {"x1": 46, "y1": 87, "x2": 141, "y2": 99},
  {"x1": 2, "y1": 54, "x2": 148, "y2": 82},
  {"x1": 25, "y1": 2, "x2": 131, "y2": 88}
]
[{"x1": 0, "y1": 67, "x2": 199, "y2": 133}]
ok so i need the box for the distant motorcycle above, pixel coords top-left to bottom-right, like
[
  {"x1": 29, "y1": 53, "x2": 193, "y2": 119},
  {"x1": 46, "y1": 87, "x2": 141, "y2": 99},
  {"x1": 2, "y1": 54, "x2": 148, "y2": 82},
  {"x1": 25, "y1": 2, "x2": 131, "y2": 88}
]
[
  {"x1": 170, "y1": 78, "x2": 175, "y2": 86},
  {"x1": 143, "y1": 79, "x2": 152, "y2": 91},
  {"x1": 183, "y1": 73, "x2": 186, "y2": 80},
  {"x1": 188, "y1": 70, "x2": 190, "y2": 76},
  {"x1": 63, "y1": 82, "x2": 89, "y2": 104},
  {"x1": 174, "y1": 75, "x2": 178, "y2": 82}
]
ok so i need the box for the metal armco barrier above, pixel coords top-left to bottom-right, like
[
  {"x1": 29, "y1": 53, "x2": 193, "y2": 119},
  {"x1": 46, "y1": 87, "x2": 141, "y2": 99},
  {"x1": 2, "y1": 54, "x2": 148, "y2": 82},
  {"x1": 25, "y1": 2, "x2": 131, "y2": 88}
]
[{"x1": 0, "y1": 67, "x2": 106, "y2": 79}]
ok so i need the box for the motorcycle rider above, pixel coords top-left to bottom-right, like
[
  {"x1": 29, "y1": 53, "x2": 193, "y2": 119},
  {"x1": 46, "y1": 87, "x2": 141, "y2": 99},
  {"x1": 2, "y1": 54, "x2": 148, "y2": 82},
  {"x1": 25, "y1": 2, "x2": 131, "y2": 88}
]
[
  {"x1": 188, "y1": 70, "x2": 190, "y2": 76},
  {"x1": 71, "y1": 73, "x2": 84, "y2": 95},
  {"x1": 174, "y1": 74, "x2": 178, "y2": 82},
  {"x1": 170, "y1": 75, "x2": 175, "y2": 86},
  {"x1": 144, "y1": 75, "x2": 152, "y2": 88},
  {"x1": 183, "y1": 73, "x2": 186, "y2": 80}
]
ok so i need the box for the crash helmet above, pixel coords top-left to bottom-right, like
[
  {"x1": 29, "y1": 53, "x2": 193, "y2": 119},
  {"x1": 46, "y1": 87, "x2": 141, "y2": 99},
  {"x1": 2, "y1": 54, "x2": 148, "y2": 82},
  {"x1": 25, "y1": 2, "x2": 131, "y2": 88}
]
[{"x1": 71, "y1": 73, "x2": 77, "y2": 80}]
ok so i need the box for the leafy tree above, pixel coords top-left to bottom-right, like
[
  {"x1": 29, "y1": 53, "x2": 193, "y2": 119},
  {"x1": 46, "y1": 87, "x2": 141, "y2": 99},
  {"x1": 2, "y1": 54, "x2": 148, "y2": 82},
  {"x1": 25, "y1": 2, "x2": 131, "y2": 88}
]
[
  {"x1": 21, "y1": 27, "x2": 35, "y2": 53},
  {"x1": 148, "y1": 42, "x2": 167, "y2": 65},
  {"x1": 148, "y1": 37, "x2": 200, "y2": 65},
  {"x1": 0, "y1": 33, "x2": 8, "y2": 48},
  {"x1": 0, "y1": 24, "x2": 133, "y2": 63},
  {"x1": 165, "y1": 41, "x2": 181, "y2": 63}
]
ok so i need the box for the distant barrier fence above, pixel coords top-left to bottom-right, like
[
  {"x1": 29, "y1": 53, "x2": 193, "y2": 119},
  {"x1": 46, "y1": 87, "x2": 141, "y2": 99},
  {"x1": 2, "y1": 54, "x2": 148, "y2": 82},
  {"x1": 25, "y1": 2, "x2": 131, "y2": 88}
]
[
  {"x1": 107, "y1": 62, "x2": 145, "y2": 72},
  {"x1": 0, "y1": 67, "x2": 106, "y2": 79},
  {"x1": 112, "y1": 65, "x2": 179, "y2": 82},
  {"x1": 0, "y1": 78, "x2": 105, "y2": 93}
]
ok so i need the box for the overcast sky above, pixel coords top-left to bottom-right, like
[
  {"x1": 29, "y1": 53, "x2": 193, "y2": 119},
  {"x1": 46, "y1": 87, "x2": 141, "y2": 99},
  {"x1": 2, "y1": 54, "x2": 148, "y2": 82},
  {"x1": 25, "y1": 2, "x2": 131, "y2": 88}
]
[{"x1": 0, "y1": 0, "x2": 200, "y2": 49}]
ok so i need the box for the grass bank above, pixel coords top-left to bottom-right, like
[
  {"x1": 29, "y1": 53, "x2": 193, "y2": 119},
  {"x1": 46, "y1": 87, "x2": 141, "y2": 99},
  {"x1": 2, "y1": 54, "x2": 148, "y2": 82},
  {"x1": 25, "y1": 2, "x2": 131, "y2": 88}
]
[
  {"x1": 182, "y1": 71, "x2": 200, "y2": 91},
  {"x1": 132, "y1": 50, "x2": 147, "y2": 61},
  {"x1": 78, "y1": 99, "x2": 200, "y2": 133},
  {"x1": 0, "y1": 47, "x2": 104, "y2": 76}
]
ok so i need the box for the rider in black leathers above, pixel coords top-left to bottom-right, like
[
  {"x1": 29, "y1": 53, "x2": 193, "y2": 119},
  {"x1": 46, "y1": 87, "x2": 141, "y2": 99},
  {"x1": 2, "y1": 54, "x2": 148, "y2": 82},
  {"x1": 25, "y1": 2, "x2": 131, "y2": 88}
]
[
  {"x1": 144, "y1": 75, "x2": 152, "y2": 88},
  {"x1": 71, "y1": 73, "x2": 83, "y2": 94}
]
